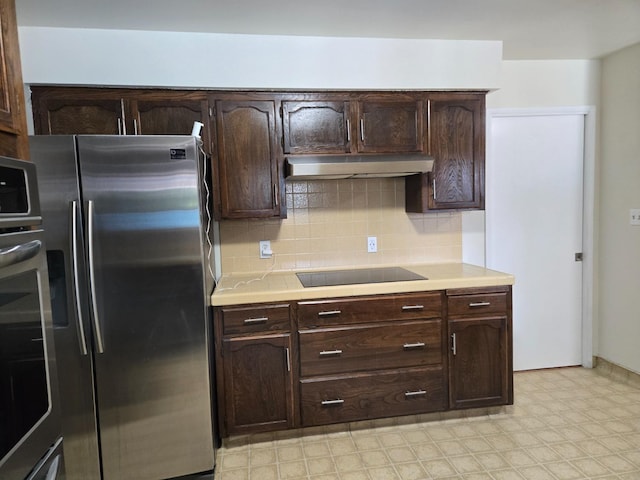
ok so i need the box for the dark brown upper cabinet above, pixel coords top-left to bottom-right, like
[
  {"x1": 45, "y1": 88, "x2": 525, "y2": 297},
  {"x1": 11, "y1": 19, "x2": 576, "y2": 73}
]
[
  {"x1": 356, "y1": 98, "x2": 424, "y2": 153},
  {"x1": 281, "y1": 94, "x2": 425, "y2": 156},
  {"x1": 213, "y1": 99, "x2": 282, "y2": 219},
  {"x1": 282, "y1": 101, "x2": 351, "y2": 154},
  {"x1": 30, "y1": 87, "x2": 211, "y2": 152},
  {"x1": 406, "y1": 93, "x2": 485, "y2": 212},
  {"x1": 0, "y1": 0, "x2": 30, "y2": 159}
]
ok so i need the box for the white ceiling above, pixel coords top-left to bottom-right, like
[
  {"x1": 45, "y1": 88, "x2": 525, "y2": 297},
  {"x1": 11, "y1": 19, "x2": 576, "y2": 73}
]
[{"x1": 14, "y1": 0, "x2": 640, "y2": 60}]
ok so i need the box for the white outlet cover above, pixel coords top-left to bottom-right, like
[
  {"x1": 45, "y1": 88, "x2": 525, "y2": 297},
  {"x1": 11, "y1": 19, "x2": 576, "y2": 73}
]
[
  {"x1": 631, "y1": 209, "x2": 640, "y2": 226},
  {"x1": 367, "y1": 236, "x2": 377, "y2": 253}
]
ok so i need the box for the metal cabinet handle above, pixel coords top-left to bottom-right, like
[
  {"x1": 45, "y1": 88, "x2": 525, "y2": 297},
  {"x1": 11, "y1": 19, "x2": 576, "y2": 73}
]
[
  {"x1": 318, "y1": 310, "x2": 341, "y2": 317},
  {"x1": 427, "y1": 99, "x2": 432, "y2": 153},
  {"x1": 402, "y1": 305, "x2": 424, "y2": 311},
  {"x1": 70, "y1": 201, "x2": 89, "y2": 356},
  {"x1": 87, "y1": 200, "x2": 105, "y2": 354},
  {"x1": 346, "y1": 119, "x2": 351, "y2": 142},
  {"x1": 451, "y1": 333, "x2": 457, "y2": 356},
  {"x1": 360, "y1": 119, "x2": 365, "y2": 142},
  {"x1": 319, "y1": 349, "x2": 343, "y2": 356},
  {"x1": 119, "y1": 99, "x2": 126, "y2": 135},
  {"x1": 432, "y1": 178, "x2": 437, "y2": 200},
  {"x1": 403, "y1": 342, "x2": 426, "y2": 349},
  {"x1": 243, "y1": 317, "x2": 268, "y2": 324},
  {"x1": 133, "y1": 118, "x2": 139, "y2": 135},
  {"x1": 321, "y1": 399, "x2": 345, "y2": 406},
  {"x1": 285, "y1": 347, "x2": 291, "y2": 372},
  {"x1": 469, "y1": 302, "x2": 491, "y2": 307},
  {"x1": 273, "y1": 184, "x2": 278, "y2": 207},
  {"x1": 405, "y1": 390, "x2": 427, "y2": 397},
  {"x1": 117, "y1": 118, "x2": 122, "y2": 135}
]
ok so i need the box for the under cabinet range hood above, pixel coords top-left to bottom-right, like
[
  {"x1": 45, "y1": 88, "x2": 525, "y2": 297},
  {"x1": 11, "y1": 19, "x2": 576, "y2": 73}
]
[{"x1": 285, "y1": 154, "x2": 434, "y2": 180}]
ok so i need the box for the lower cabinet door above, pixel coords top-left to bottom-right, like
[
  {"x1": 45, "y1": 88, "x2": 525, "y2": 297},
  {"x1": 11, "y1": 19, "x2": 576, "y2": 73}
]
[
  {"x1": 222, "y1": 333, "x2": 295, "y2": 435},
  {"x1": 448, "y1": 316, "x2": 510, "y2": 409},
  {"x1": 300, "y1": 367, "x2": 445, "y2": 426}
]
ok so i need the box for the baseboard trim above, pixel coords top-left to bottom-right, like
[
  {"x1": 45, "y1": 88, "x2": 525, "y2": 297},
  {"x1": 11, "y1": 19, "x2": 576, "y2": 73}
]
[{"x1": 594, "y1": 356, "x2": 640, "y2": 388}]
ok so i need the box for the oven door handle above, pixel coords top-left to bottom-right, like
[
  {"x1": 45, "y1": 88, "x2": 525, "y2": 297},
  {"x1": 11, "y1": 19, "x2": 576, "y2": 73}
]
[
  {"x1": 87, "y1": 200, "x2": 105, "y2": 354},
  {"x1": 0, "y1": 239, "x2": 42, "y2": 268},
  {"x1": 70, "y1": 201, "x2": 89, "y2": 356}
]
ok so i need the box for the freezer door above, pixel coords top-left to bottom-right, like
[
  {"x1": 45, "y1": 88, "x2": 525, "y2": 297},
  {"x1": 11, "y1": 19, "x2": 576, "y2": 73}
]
[
  {"x1": 77, "y1": 136, "x2": 214, "y2": 480},
  {"x1": 29, "y1": 135, "x2": 101, "y2": 480}
]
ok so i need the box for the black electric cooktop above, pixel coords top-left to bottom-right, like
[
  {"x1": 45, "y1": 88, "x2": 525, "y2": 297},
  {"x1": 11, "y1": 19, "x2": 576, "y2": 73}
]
[{"x1": 296, "y1": 267, "x2": 427, "y2": 288}]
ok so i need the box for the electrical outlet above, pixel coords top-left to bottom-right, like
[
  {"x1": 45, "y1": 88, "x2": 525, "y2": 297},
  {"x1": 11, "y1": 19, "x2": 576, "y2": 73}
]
[
  {"x1": 259, "y1": 240, "x2": 272, "y2": 258},
  {"x1": 631, "y1": 209, "x2": 640, "y2": 226},
  {"x1": 367, "y1": 236, "x2": 377, "y2": 253}
]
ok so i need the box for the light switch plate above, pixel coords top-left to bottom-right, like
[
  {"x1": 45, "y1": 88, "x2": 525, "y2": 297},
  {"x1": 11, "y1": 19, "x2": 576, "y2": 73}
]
[{"x1": 631, "y1": 209, "x2": 640, "y2": 226}]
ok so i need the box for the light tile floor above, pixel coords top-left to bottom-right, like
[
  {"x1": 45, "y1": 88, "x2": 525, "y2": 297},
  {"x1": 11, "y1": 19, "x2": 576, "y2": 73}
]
[{"x1": 214, "y1": 367, "x2": 640, "y2": 479}]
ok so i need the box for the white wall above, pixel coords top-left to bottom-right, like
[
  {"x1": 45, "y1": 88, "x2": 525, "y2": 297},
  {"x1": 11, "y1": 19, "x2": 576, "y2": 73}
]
[
  {"x1": 598, "y1": 43, "x2": 640, "y2": 375},
  {"x1": 18, "y1": 27, "x2": 501, "y2": 90}
]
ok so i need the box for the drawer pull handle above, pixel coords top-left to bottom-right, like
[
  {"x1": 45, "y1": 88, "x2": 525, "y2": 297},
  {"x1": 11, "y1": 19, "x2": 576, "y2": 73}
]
[
  {"x1": 469, "y1": 302, "x2": 491, "y2": 308},
  {"x1": 403, "y1": 342, "x2": 426, "y2": 349},
  {"x1": 405, "y1": 390, "x2": 427, "y2": 397},
  {"x1": 321, "y1": 399, "x2": 345, "y2": 406},
  {"x1": 402, "y1": 305, "x2": 424, "y2": 311},
  {"x1": 318, "y1": 310, "x2": 342, "y2": 317},
  {"x1": 243, "y1": 317, "x2": 268, "y2": 324},
  {"x1": 319, "y1": 349, "x2": 343, "y2": 356},
  {"x1": 452, "y1": 333, "x2": 457, "y2": 356}
]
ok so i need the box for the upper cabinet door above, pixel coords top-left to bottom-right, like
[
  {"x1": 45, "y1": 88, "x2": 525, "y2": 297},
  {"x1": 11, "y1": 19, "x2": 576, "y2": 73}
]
[
  {"x1": 130, "y1": 98, "x2": 208, "y2": 136},
  {"x1": 34, "y1": 98, "x2": 127, "y2": 135},
  {"x1": 31, "y1": 88, "x2": 125, "y2": 135},
  {"x1": 282, "y1": 101, "x2": 351, "y2": 154},
  {"x1": 0, "y1": 0, "x2": 30, "y2": 159},
  {"x1": 405, "y1": 93, "x2": 485, "y2": 212},
  {"x1": 356, "y1": 99, "x2": 424, "y2": 153},
  {"x1": 215, "y1": 100, "x2": 280, "y2": 219},
  {"x1": 429, "y1": 96, "x2": 485, "y2": 210}
]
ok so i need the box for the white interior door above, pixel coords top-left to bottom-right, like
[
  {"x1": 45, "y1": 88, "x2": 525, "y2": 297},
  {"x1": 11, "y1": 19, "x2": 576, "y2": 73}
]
[{"x1": 487, "y1": 111, "x2": 584, "y2": 371}]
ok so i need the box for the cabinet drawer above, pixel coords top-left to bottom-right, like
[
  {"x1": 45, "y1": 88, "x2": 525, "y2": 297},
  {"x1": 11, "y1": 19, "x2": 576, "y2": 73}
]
[
  {"x1": 220, "y1": 303, "x2": 290, "y2": 335},
  {"x1": 299, "y1": 320, "x2": 442, "y2": 376},
  {"x1": 298, "y1": 293, "x2": 442, "y2": 328},
  {"x1": 300, "y1": 367, "x2": 445, "y2": 426},
  {"x1": 447, "y1": 293, "x2": 507, "y2": 317}
]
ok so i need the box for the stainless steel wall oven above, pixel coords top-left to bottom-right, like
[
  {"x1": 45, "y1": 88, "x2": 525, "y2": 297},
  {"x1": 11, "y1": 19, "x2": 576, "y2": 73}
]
[{"x1": 0, "y1": 156, "x2": 63, "y2": 480}]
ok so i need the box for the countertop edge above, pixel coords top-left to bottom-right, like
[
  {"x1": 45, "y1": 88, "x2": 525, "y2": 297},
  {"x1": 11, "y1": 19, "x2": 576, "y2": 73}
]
[{"x1": 211, "y1": 263, "x2": 514, "y2": 307}]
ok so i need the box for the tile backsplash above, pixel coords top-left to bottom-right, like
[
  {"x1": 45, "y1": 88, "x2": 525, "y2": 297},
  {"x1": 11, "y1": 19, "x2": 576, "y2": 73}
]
[{"x1": 219, "y1": 178, "x2": 462, "y2": 274}]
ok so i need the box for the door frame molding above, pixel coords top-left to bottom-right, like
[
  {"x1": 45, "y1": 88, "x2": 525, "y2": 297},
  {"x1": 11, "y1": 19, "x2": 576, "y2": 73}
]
[{"x1": 484, "y1": 106, "x2": 596, "y2": 369}]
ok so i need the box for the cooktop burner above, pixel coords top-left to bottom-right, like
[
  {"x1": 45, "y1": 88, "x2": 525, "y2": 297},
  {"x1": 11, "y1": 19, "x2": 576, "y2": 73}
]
[{"x1": 296, "y1": 267, "x2": 427, "y2": 288}]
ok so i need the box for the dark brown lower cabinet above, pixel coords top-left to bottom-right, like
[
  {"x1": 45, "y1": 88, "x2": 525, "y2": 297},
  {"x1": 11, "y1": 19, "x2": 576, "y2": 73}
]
[
  {"x1": 215, "y1": 286, "x2": 512, "y2": 437},
  {"x1": 448, "y1": 317, "x2": 510, "y2": 409},
  {"x1": 447, "y1": 286, "x2": 513, "y2": 409},
  {"x1": 221, "y1": 333, "x2": 295, "y2": 436}
]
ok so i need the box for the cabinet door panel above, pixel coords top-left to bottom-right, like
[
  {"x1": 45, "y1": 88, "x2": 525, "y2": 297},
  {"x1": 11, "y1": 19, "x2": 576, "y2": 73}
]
[
  {"x1": 215, "y1": 100, "x2": 279, "y2": 218},
  {"x1": 282, "y1": 101, "x2": 350, "y2": 154},
  {"x1": 0, "y1": 0, "x2": 29, "y2": 158},
  {"x1": 429, "y1": 98, "x2": 484, "y2": 209},
  {"x1": 357, "y1": 100, "x2": 423, "y2": 153},
  {"x1": 36, "y1": 99, "x2": 124, "y2": 135},
  {"x1": 133, "y1": 99, "x2": 207, "y2": 136},
  {"x1": 222, "y1": 334, "x2": 294, "y2": 435},
  {"x1": 448, "y1": 316, "x2": 509, "y2": 409}
]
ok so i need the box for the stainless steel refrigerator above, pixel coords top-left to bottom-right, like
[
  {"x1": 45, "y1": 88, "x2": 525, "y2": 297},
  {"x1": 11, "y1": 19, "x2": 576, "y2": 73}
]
[{"x1": 29, "y1": 135, "x2": 216, "y2": 480}]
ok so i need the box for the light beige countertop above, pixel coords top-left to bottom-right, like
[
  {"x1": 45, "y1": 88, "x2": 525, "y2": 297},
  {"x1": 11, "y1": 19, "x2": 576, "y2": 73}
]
[{"x1": 211, "y1": 263, "x2": 514, "y2": 306}]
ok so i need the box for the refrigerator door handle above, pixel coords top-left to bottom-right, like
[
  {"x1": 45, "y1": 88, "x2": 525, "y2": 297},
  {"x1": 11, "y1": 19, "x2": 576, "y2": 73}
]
[
  {"x1": 70, "y1": 200, "x2": 89, "y2": 356},
  {"x1": 87, "y1": 200, "x2": 105, "y2": 354}
]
